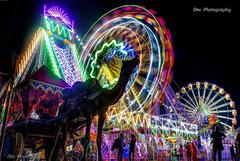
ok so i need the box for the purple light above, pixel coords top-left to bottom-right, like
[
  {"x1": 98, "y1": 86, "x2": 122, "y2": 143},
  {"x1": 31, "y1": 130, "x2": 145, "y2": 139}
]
[{"x1": 44, "y1": 5, "x2": 73, "y2": 30}]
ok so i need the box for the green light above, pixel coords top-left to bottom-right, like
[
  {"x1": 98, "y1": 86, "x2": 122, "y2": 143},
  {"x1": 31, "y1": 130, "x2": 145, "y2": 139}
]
[
  {"x1": 43, "y1": 31, "x2": 61, "y2": 77},
  {"x1": 44, "y1": 17, "x2": 72, "y2": 40},
  {"x1": 69, "y1": 44, "x2": 85, "y2": 80},
  {"x1": 1, "y1": 107, "x2": 5, "y2": 119},
  {"x1": 90, "y1": 39, "x2": 127, "y2": 78}
]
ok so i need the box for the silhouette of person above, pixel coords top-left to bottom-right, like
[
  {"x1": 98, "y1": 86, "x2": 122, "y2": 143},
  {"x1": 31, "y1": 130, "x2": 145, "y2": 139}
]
[
  {"x1": 129, "y1": 134, "x2": 136, "y2": 161},
  {"x1": 178, "y1": 144, "x2": 183, "y2": 161},
  {"x1": 211, "y1": 126, "x2": 226, "y2": 161},
  {"x1": 117, "y1": 133, "x2": 124, "y2": 161},
  {"x1": 186, "y1": 142, "x2": 192, "y2": 161},
  {"x1": 230, "y1": 144, "x2": 236, "y2": 161},
  {"x1": 191, "y1": 142, "x2": 198, "y2": 161}
]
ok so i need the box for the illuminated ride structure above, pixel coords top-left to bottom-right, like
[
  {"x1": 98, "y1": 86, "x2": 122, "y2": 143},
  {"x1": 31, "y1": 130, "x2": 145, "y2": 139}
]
[
  {"x1": 0, "y1": 5, "x2": 237, "y2": 161},
  {"x1": 80, "y1": 5, "x2": 175, "y2": 116},
  {"x1": 0, "y1": 6, "x2": 84, "y2": 160},
  {"x1": 175, "y1": 82, "x2": 238, "y2": 160},
  {"x1": 1, "y1": 6, "x2": 82, "y2": 126},
  {"x1": 175, "y1": 82, "x2": 237, "y2": 130}
]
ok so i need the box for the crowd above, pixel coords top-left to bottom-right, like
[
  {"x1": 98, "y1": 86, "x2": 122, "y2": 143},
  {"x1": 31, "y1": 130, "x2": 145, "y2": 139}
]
[{"x1": 110, "y1": 127, "x2": 240, "y2": 161}]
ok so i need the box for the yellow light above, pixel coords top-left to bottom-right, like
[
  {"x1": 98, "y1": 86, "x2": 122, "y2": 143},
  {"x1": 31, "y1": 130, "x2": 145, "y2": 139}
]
[
  {"x1": 188, "y1": 84, "x2": 192, "y2": 90},
  {"x1": 230, "y1": 101, "x2": 235, "y2": 108},
  {"x1": 219, "y1": 88, "x2": 225, "y2": 95},
  {"x1": 232, "y1": 118, "x2": 237, "y2": 125},
  {"x1": 196, "y1": 82, "x2": 200, "y2": 88},
  {"x1": 232, "y1": 110, "x2": 237, "y2": 116},
  {"x1": 204, "y1": 82, "x2": 209, "y2": 88},
  {"x1": 212, "y1": 84, "x2": 217, "y2": 90},
  {"x1": 181, "y1": 87, "x2": 186, "y2": 94},
  {"x1": 225, "y1": 94, "x2": 231, "y2": 100}
]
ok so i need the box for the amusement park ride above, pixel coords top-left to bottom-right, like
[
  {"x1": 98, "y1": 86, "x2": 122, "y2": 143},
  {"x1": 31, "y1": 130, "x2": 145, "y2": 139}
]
[{"x1": 0, "y1": 5, "x2": 237, "y2": 161}]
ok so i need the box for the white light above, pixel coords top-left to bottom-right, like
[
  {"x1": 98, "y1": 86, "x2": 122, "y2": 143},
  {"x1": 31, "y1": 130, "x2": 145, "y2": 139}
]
[
  {"x1": 80, "y1": 42, "x2": 83, "y2": 45},
  {"x1": 78, "y1": 38, "x2": 80, "y2": 41},
  {"x1": 76, "y1": 35, "x2": 79, "y2": 38}
]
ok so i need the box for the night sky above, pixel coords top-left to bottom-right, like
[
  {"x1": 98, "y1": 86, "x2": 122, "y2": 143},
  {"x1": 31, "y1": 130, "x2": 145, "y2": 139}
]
[{"x1": 0, "y1": 0, "x2": 238, "y2": 127}]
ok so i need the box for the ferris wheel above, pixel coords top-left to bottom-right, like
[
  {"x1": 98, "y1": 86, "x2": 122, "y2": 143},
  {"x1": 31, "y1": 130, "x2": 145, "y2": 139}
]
[
  {"x1": 80, "y1": 5, "x2": 174, "y2": 116},
  {"x1": 175, "y1": 82, "x2": 237, "y2": 130}
]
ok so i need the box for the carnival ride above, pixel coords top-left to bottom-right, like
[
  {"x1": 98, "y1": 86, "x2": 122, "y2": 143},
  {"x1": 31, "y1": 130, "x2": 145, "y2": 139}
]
[
  {"x1": 14, "y1": 5, "x2": 82, "y2": 88},
  {"x1": 0, "y1": 4, "x2": 237, "y2": 161},
  {"x1": 175, "y1": 82, "x2": 238, "y2": 160},
  {"x1": 175, "y1": 82, "x2": 237, "y2": 130},
  {"x1": 80, "y1": 5, "x2": 174, "y2": 116}
]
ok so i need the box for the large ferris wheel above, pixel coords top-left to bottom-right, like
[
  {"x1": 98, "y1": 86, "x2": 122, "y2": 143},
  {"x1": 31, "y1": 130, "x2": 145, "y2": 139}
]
[
  {"x1": 80, "y1": 5, "x2": 174, "y2": 116},
  {"x1": 175, "y1": 82, "x2": 237, "y2": 130}
]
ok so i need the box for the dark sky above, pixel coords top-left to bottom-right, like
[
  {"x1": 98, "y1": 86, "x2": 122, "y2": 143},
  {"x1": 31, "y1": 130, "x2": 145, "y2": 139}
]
[{"x1": 0, "y1": 0, "x2": 238, "y2": 127}]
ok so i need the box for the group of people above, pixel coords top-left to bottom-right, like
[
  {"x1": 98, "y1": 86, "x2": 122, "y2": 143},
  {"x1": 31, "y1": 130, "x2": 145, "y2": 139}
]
[
  {"x1": 112, "y1": 134, "x2": 198, "y2": 161},
  {"x1": 110, "y1": 127, "x2": 240, "y2": 161},
  {"x1": 211, "y1": 126, "x2": 240, "y2": 161},
  {"x1": 112, "y1": 133, "x2": 136, "y2": 161},
  {"x1": 172, "y1": 126, "x2": 240, "y2": 161}
]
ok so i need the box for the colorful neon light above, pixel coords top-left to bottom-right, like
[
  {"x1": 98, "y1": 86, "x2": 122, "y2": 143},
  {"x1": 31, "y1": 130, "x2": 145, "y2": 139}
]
[
  {"x1": 81, "y1": 5, "x2": 171, "y2": 116},
  {"x1": 45, "y1": 5, "x2": 73, "y2": 30},
  {"x1": 43, "y1": 31, "x2": 62, "y2": 77},
  {"x1": 14, "y1": 29, "x2": 43, "y2": 86},
  {"x1": 90, "y1": 39, "x2": 128, "y2": 78},
  {"x1": 44, "y1": 17, "x2": 72, "y2": 40}
]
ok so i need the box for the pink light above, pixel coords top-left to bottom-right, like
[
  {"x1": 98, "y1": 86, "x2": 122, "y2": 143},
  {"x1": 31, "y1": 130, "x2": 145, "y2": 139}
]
[
  {"x1": 149, "y1": 9, "x2": 157, "y2": 15},
  {"x1": 124, "y1": 6, "x2": 133, "y2": 11},
  {"x1": 46, "y1": 6, "x2": 73, "y2": 29},
  {"x1": 157, "y1": 16, "x2": 166, "y2": 25},
  {"x1": 113, "y1": 10, "x2": 121, "y2": 15}
]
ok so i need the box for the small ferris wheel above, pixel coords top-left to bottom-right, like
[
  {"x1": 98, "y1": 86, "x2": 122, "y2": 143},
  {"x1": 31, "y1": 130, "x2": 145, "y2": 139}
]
[{"x1": 175, "y1": 82, "x2": 237, "y2": 131}]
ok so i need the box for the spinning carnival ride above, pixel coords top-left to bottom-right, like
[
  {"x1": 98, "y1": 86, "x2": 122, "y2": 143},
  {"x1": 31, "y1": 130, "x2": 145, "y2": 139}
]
[{"x1": 80, "y1": 5, "x2": 174, "y2": 118}]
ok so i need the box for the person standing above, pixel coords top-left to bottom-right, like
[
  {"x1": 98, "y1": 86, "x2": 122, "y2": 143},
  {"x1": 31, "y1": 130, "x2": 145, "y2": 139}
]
[
  {"x1": 176, "y1": 144, "x2": 183, "y2": 161},
  {"x1": 129, "y1": 134, "x2": 136, "y2": 161},
  {"x1": 186, "y1": 142, "x2": 192, "y2": 161},
  {"x1": 211, "y1": 126, "x2": 226, "y2": 161},
  {"x1": 191, "y1": 142, "x2": 198, "y2": 161},
  {"x1": 111, "y1": 133, "x2": 124, "y2": 161},
  {"x1": 179, "y1": 144, "x2": 184, "y2": 161},
  {"x1": 230, "y1": 144, "x2": 236, "y2": 161},
  {"x1": 117, "y1": 133, "x2": 124, "y2": 161},
  {"x1": 236, "y1": 132, "x2": 240, "y2": 161}
]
